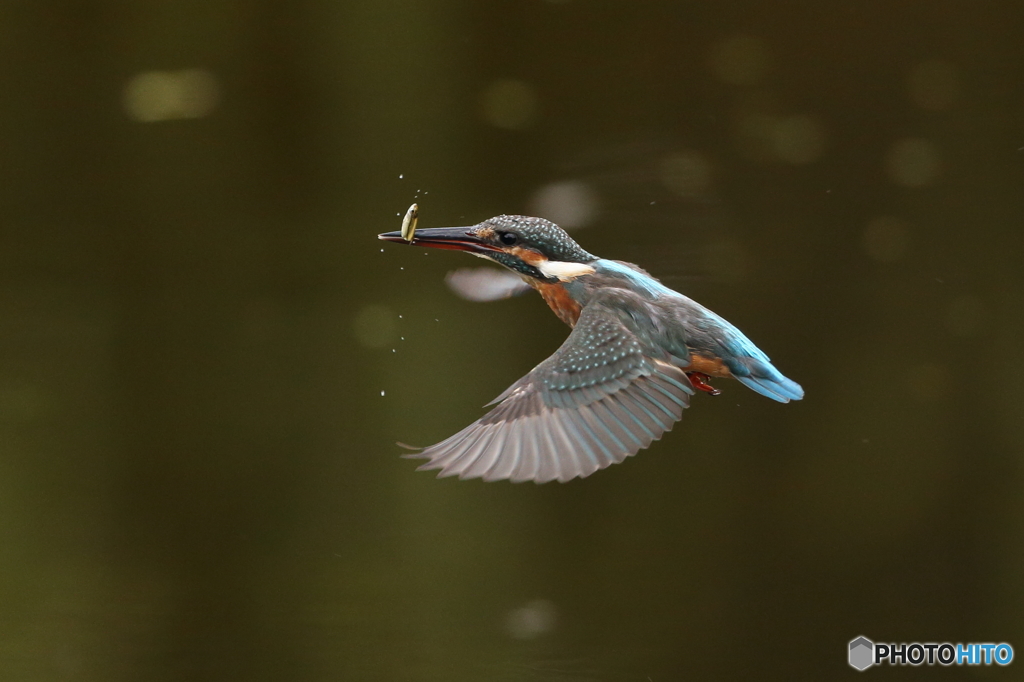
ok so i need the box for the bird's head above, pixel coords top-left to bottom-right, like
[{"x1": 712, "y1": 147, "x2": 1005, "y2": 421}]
[{"x1": 379, "y1": 215, "x2": 597, "y2": 283}]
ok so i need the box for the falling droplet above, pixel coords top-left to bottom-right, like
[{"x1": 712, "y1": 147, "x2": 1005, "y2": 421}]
[
  {"x1": 381, "y1": 390, "x2": 385, "y2": 396},
  {"x1": 399, "y1": 174, "x2": 404, "y2": 179}
]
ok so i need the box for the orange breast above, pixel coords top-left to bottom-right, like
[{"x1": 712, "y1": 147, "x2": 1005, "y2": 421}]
[
  {"x1": 685, "y1": 354, "x2": 732, "y2": 378},
  {"x1": 533, "y1": 281, "x2": 582, "y2": 327}
]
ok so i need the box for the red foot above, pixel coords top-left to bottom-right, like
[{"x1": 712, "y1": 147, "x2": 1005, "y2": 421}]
[{"x1": 687, "y1": 372, "x2": 722, "y2": 396}]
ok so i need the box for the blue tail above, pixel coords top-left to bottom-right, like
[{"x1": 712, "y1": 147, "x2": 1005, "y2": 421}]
[
  {"x1": 734, "y1": 363, "x2": 805, "y2": 402},
  {"x1": 719, "y1": 329, "x2": 804, "y2": 403}
]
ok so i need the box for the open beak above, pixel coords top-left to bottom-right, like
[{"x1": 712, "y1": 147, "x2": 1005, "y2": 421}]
[{"x1": 377, "y1": 226, "x2": 501, "y2": 255}]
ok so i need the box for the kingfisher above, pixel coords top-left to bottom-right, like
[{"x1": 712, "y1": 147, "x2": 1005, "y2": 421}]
[{"x1": 378, "y1": 215, "x2": 803, "y2": 483}]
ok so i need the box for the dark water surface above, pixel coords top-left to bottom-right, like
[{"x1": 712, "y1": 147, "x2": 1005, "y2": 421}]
[{"x1": 1, "y1": 2, "x2": 1022, "y2": 680}]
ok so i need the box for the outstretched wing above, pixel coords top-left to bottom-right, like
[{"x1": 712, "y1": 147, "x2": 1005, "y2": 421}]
[{"x1": 405, "y1": 300, "x2": 694, "y2": 483}]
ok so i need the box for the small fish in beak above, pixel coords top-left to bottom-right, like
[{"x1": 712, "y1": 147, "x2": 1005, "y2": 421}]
[{"x1": 401, "y1": 203, "x2": 419, "y2": 242}]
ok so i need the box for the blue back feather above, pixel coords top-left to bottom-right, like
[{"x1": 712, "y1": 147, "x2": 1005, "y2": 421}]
[{"x1": 593, "y1": 259, "x2": 803, "y2": 403}]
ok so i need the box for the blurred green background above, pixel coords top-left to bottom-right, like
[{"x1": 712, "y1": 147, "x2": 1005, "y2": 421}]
[{"x1": 1, "y1": 1, "x2": 1022, "y2": 680}]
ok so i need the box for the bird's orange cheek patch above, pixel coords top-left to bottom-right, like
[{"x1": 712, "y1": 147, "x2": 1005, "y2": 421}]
[{"x1": 509, "y1": 246, "x2": 547, "y2": 267}]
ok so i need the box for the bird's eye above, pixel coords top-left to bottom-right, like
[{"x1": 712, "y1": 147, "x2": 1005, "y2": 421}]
[{"x1": 499, "y1": 232, "x2": 518, "y2": 246}]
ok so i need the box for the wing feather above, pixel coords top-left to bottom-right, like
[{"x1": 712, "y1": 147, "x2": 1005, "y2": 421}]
[
  {"x1": 408, "y1": 296, "x2": 694, "y2": 483},
  {"x1": 482, "y1": 424, "x2": 517, "y2": 482},
  {"x1": 602, "y1": 398, "x2": 648, "y2": 449},
  {"x1": 419, "y1": 423, "x2": 481, "y2": 472},
  {"x1": 435, "y1": 425, "x2": 497, "y2": 478},
  {"x1": 463, "y1": 425, "x2": 509, "y2": 480},
  {"x1": 610, "y1": 391, "x2": 658, "y2": 443},
  {"x1": 581, "y1": 401, "x2": 629, "y2": 457}
]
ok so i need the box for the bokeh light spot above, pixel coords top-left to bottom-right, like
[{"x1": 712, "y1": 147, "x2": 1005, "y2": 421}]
[
  {"x1": 863, "y1": 216, "x2": 910, "y2": 262},
  {"x1": 353, "y1": 304, "x2": 398, "y2": 349},
  {"x1": 528, "y1": 180, "x2": 599, "y2": 229},
  {"x1": 659, "y1": 151, "x2": 713, "y2": 198},
  {"x1": 908, "y1": 59, "x2": 960, "y2": 111},
  {"x1": 710, "y1": 35, "x2": 770, "y2": 85},
  {"x1": 769, "y1": 115, "x2": 826, "y2": 164},
  {"x1": 885, "y1": 137, "x2": 941, "y2": 187},
  {"x1": 480, "y1": 79, "x2": 539, "y2": 130},
  {"x1": 123, "y1": 68, "x2": 219, "y2": 122},
  {"x1": 504, "y1": 599, "x2": 557, "y2": 639}
]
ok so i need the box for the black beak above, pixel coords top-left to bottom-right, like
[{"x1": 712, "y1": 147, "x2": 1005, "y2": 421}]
[{"x1": 377, "y1": 226, "x2": 501, "y2": 254}]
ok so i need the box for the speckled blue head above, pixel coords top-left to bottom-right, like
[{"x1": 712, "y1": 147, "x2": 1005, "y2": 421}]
[
  {"x1": 480, "y1": 215, "x2": 596, "y2": 264},
  {"x1": 472, "y1": 215, "x2": 596, "y2": 281}
]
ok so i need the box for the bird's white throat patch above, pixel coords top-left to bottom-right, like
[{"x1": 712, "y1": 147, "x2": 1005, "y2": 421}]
[{"x1": 537, "y1": 260, "x2": 596, "y2": 282}]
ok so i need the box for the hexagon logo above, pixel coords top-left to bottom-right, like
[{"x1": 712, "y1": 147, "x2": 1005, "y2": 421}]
[{"x1": 849, "y1": 636, "x2": 874, "y2": 671}]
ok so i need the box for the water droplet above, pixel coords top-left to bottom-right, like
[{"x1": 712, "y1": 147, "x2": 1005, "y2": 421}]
[
  {"x1": 380, "y1": 390, "x2": 385, "y2": 396},
  {"x1": 399, "y1": 174, "x2": 404, "y2": 179}
]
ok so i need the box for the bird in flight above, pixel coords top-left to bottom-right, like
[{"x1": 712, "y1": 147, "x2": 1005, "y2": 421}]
[{"x1": 378, "y1": 215, "x2": 803, "y2": 483}]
